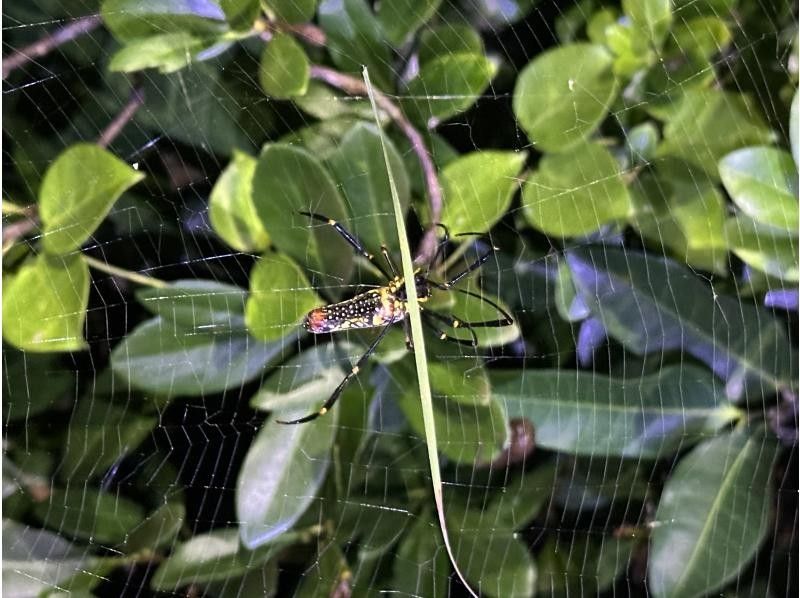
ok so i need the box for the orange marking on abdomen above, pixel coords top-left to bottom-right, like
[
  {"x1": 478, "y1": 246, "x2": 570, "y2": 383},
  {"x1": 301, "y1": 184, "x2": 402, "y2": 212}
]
[{"x1": 304, "y1": 308, "x2": 328, "y2": 333}]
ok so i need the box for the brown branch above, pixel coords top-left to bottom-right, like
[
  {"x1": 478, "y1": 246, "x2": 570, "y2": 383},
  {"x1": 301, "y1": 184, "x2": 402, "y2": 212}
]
[
  {"x1": 97, "y1": 86, "x2": 145, "y2": 148},
  {"x1": 2, "y1": 14, "x2": 102, "y2": 79},
  {"x1": 309, "y1": 64, "x2": 443, "y2": 264}
]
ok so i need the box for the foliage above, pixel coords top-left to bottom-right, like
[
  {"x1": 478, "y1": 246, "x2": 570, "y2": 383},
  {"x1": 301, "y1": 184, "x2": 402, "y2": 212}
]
[{"x1": 2, "y1": 0, "x2": 797, "y2": 596}]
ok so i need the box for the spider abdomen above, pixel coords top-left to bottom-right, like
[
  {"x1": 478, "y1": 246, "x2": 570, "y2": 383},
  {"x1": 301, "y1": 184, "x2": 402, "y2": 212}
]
[{"x1": 304, "y1": 289, "x2": 406, "y2": 334}]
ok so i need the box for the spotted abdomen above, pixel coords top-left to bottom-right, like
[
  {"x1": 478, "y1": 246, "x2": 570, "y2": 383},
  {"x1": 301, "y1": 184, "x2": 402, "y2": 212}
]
[{"x1": 304, "y1": 289, "x2": 405, "y2": 334}]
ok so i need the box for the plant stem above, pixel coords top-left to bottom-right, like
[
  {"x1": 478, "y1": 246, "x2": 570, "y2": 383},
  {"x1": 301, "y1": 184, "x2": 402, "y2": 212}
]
[
  {"x1": 83, "y1": 255, "x2": 168, "y2": 288},
  {"x1": 309, "y1": 64, "x2": 443, "y2": 264},
  {"x1": 97, "y1": 86, "x2": 145, "y2": 148}
]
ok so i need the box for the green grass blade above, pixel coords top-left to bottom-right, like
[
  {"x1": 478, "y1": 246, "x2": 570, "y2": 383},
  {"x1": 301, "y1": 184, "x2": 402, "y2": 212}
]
[{"x1": 362, "y1": 66, "x2": 478, "y2": 598}]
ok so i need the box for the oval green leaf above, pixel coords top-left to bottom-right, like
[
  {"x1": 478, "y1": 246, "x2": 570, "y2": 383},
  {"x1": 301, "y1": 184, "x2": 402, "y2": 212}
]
[
  {"x1": 440, "y1": 150, "x2": 526, "y2": 234},
  {"x1": 622, "y1": 0, "x2": 672, "y2": 47},
  {"x1": 377, "y1": 0, "x2": 441, "y2": 45},
  {"x1": 522, "y1": 141, "x2": 632, "y2": 237},
  {"x1": 209, "y1": 151, "x2": 270, "y2": 252},
  {"x1": 513, "y1": 43, "x2": 619, "y2": 152},
  {"x1": 109, "y1": 32, "x2": 210, "y2": 73},
  {"x1": 3, "y1": 253, "x2": 89, "y2": 353},
  {"x1": 649, "y1": 428, "x2": 780, "y2": 597},
  {"x1": 245, "y1": 253, "x2": 321, "y2": 341},
  {"x1": 259, "y1": 32, "x2": 310, "y2": 99},
  {"x1": 719, "y1": 146, "x2": 799, "y2": 232},
  {"x1": 418, "y1": 24, "x2": 483, "y2": 66},
  {"x1": 251, "y1": 144, "x2": 353, "y2": 283},
  {"x1": 263, "y1": 0, "x2": 317, "y2": 24},
  {"x1": 725, "y1": 215, "x2": 799, "y2": 282},
  {"x1": 492, "y1": 365, "x2": 740, "y2": 458},
  {"x1": 236, "y1": 413, "x2": 337, "y2": 548},
  {"x1": 39, "y1": 143, "x2": 144, "y2": 254},
  {"x1": 102, "y1": 0, "x2": 226, "y2": 42}
]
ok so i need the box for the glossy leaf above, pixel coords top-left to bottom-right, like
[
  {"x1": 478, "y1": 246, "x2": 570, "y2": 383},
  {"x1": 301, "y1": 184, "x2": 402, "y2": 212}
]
[
  {"x1": 657, "y1": 90, "x2": 776, "y2": 176},
  {"x1": 440, "y1": 150, "x2": 526, "y2": 234},
  {"x1": 513, "y1": 43, "x2": 619, "y2": 152},
  {"x1": 259, "y1": 32, "x2": 310, "y2": 99},
  {"x1": 209, "y1": 151, "x2": 270, "y2": 252},
  {"x1": 3, "y1": 253, "x2": 89, "y2": 353},
  {"x1": 522, "y1": 141, "x2": 632, "y2": 237},
  {"x1": 566, "y1": 246, "x2": 797, "y2": 399},
  {"x1": 109, "y1": 32, "x2": 210, "y2": 73},
  {"x1": 427, "y1": 360, "x2": 491, "y2": 406},
  {"x1": 293, "y1": 81, "x2": 373, "y2": 121},
  {"x1": 32, "y1": 487, "x2": 144, "y2": 544},
  {"x1": 110, "y1": 316, "x2": 292, "y2": 396},
  {"x1": 326, "y1": 122, "x2": 411, "y2": 255},
  {"x1": 725, "y1": 216, "x2": 799, "y2": 282},
  {"x1": 404, "y1": 53, "x2": 496, "y2": 125},
  {"x1": 151, "y1": 528, "x2": 303, "y2": 590},
  {"x1": 389, "y1": 514, "x2": 448, "y2": 598},
  {"x1": 649, "y1": 428, "x2": 780, "y2": 597},
  {"x1": 493, "y1": 365, "x2": 740, "y2": 458},
  {"x1": 101, "y1": 0, "x2": 226, "y2": 42},
  {"x1": 623, "y1": 0, "x2": 671, "y2": 47},
  {"x1": 263, "y1": 0, "x2": 317, "y2": 24},
  {"x1": 318, "y1": 0, "x2": 393, "y2": 90},
  {"x1": 251, "y1": 144, "x2": 353, "y2": 283},
  {"x1": 126, "y1": 502, "x2": 186, "y2": 553},
  {"x1": 377, "y1": 0, "x2": 441, "y2": 45},
  {"x1": 61, "y1": 397, "x2": 157, "y2": 480},
  {"x1": 39, "y1": 143, "x2": 144, "y2": 254},
  {"x1": 3, "y1": 351, "x2": 74, "y2": 421},
  {"x1": 236, "y1": 412, "x2": 337, "y2": 548},
  {"x1": 293, "y1": 542, "x2": 350, "y2": 596},
  {"x1": 245, "y1": 253, "x2": 321, "y2": 341},
  {"x1": 221, "y1": 0, "x2": 259, "y2": 30},
  {"x1": 418, "y1": 24, "x2": 483, "y2": 65},
  {"x1": 434, "y1": 286, "x2": 520, "y2": 347},
  {"x1": 719, "y1": 146, "x2": 799, "y2": 232},
  {"x1": 137, "y1": 279, "x2": 249, "y2": 332},
  {"x1": 669, "y1": 16, "x2": 731, "y2": 59}
]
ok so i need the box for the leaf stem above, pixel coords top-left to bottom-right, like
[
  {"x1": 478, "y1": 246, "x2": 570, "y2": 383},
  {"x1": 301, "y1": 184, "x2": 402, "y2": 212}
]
[
  {"x1": 308, "y1": 64, "x2": 443, "y2": 264},
  {"x1": 363, "y1": 66, "x2": 478, "y2": 598},
  {"x1": 83, "y1": 255, "x2": 168, "y2": 288},
  {"x1": 97, "y1": 86, "x2": 145, "y2": 148}
]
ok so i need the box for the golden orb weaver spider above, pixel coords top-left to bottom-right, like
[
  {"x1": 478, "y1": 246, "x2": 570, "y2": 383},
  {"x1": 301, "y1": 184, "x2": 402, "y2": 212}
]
[{"x1": 276, "y1": 211, "x2": 514, "y2": 425}]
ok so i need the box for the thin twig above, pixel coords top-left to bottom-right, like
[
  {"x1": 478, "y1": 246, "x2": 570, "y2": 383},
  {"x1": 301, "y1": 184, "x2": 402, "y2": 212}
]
[
  {"x1": 2, "y1": 14, "x2": 102, "y2": 79},
  {"x1": 97, "y1": 86, "x2": 145, "y2": 148},
  {"x1": 309, "y1": 64, "x2": 443, "y2": 264},
  {"x1": 83, "y1": 255, "x2": 168, "y2": 288}
]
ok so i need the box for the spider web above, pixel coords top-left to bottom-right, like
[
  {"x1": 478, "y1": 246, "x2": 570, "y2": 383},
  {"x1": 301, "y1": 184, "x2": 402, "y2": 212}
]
[{"x1": 2, "y1": 0, "x2": 797, "y2": 597}]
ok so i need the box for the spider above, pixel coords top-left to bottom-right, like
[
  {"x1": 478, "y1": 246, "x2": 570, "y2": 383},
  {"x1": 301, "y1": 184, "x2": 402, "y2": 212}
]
[{"x1": 277, "y1": 211, "x2": 514, "y2": 425}]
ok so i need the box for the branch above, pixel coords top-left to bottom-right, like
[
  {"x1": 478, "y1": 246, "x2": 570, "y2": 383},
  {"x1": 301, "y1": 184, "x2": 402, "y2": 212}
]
[
  {"x1": 2, "y1": 14, "x2": 102, "y2": 79},
  {"x1": 97, "y1": 86, "x2": 145, "y2": 148},
  {"x1": 309, "y1": 65, "x2": 443, "y2": 264}
]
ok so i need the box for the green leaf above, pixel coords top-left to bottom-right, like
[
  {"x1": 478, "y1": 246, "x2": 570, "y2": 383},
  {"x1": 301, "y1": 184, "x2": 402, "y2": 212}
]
[
  {"x1": 3, "y1": 350, "x2": 74, "y2": 421},
  {"x1": 2, "y1": 520, "x2": 94, "y2": 597},
  {"x1": 293, "y1": 81, "x2": 373, "y2": 121},
  {"x1": 493, "y1": 365, "x2": 740, "y2": 458},
  {"x1": 39, "y1": 143, "x2": 144, "y2": 254},
  {"x1": 427, "y1": 360, "x2": 490, "y2": 406},
  {"x1": 61, "y1": 397, "x2": 157, "y2": 480},
  {"x1": 389, "y1": 514, "x2": 447, "y2": 597},
  {"x1": 522, "y1": 141, "x2": 632, "y2": 237},
  {"x1": 513, "y1": 43, "x2": 619, "y2": 152},
  {"x1": 109, "y1": 32, "x2": 211, "y2": 73},
  {"x1": 3, "y1": 253, "x2": 89, "y2": 353},
  {"x1": 326, "y1": 122, "x2": 411, "y2": 255},
  {"x1": 790, "y1": 88, "x2": 799, "y2": 167},
  {"x1": 440, "y1": 150, "x2": 526, "y2": 234},
  {"x1": 719, "y1": 146, "x2": 799, "y2": 232},
  {"x1": 605, "y1": 22, "x2": 655, "y2": 76},
  {"x1": 110, "y1": 316, "x2": 292, "y2": 397},
  {"x1": 279, "y1": 116, "x2": 363, "y2": 158},
  {"x1": 537, "y1": 535, "x2": 635, "y2": 597},
  {"x1": 657, "y1": 90, "x2": 776, "y2": 177},
  {"x1": 151, "y1": 528, "x2": 304, "y2": 590},
  {"x1": 32, "y1": 487, "x2": 145, "y2": 544},
  {"x1": 649, "y1": 428, "x2": 780, "y2": 597},
  {"x1": 418, "y1": 23, "x2": 483, "y2": 66},
  {"x1": 293, "y1": 542, "x2": 350, "y2": 597},
  {"x1": 101, "y1": 0, "x2": 226, "y2": 42},
  {"x1": 437, "y1": 286, "x2": 520, "y2": 347},
  {"x1": 377, "y1": 0, "x2": 442, "y2": 45},
  {"x1": 622, "y1": 0, "x2": 672, "y2": 47},
  {"x1": 209, "y1": 151, "x2": 270, "y2": 252},
  {"x1": 125, "y1": 502, "x2": 186, "y2": 553},
  {"x1": 404, "y1": 53, "x2": 497, "y2": 125},
  {"x1": 566, "y1": 246, "x2": 797, "y2": 400},
  {"x1": 245, "y1": 253, "x2": 321, "y2": 341},
  {"x1": 399, "y1": 379, "x2": 508, "y2": 464},
  {"x1": 319, "y1": 0, "x2": 393, "y2": 90},
  {"x1": 236, "y1": 413, "x2": 337, "y2": 548},
  {"x1": 137, "y1": 279, "x2": 249, "y2": 332},
  {"x1": 251, "y1": 144, "x2": 353, "y2": 283},
  {"x1": 221, "y1": 0, "x2": 259, "y2": 30},
  {"x1": 669, "y1": 16, "x2": 732, "y2": 59},
  {"x1": 262, "y1": 0, "x2": 317, "y2": 24},
  {"x1": 725, "y1": 215, "x2": 799, "y2": 282},
  {"x1": 259, "y1": 32, "x2": 310, "y2": 99}
]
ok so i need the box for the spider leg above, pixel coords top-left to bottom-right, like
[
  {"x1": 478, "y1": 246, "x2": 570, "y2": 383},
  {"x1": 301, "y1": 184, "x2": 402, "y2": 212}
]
[
  {"x1": 422, "y1": 309, "x2": 479, "y2": 347},
  {"x1": 403, "y1": 318, "x2": 414, "y2": 351},
  {"x1": 434, "y1": 287, "x2": 514, "y2": 327},
  {"x1": 380, "y1": 244, "x2": 400, "y2": 279},
  {"x1": 439, "y1": 247, "x2": 495, "y2": 288},
  {"x1": 277, "y1": 324, "x2": 394, "y2": 425},
  {"x1": 299, "y1": 211, "x2": 393, "y2": 280}
]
